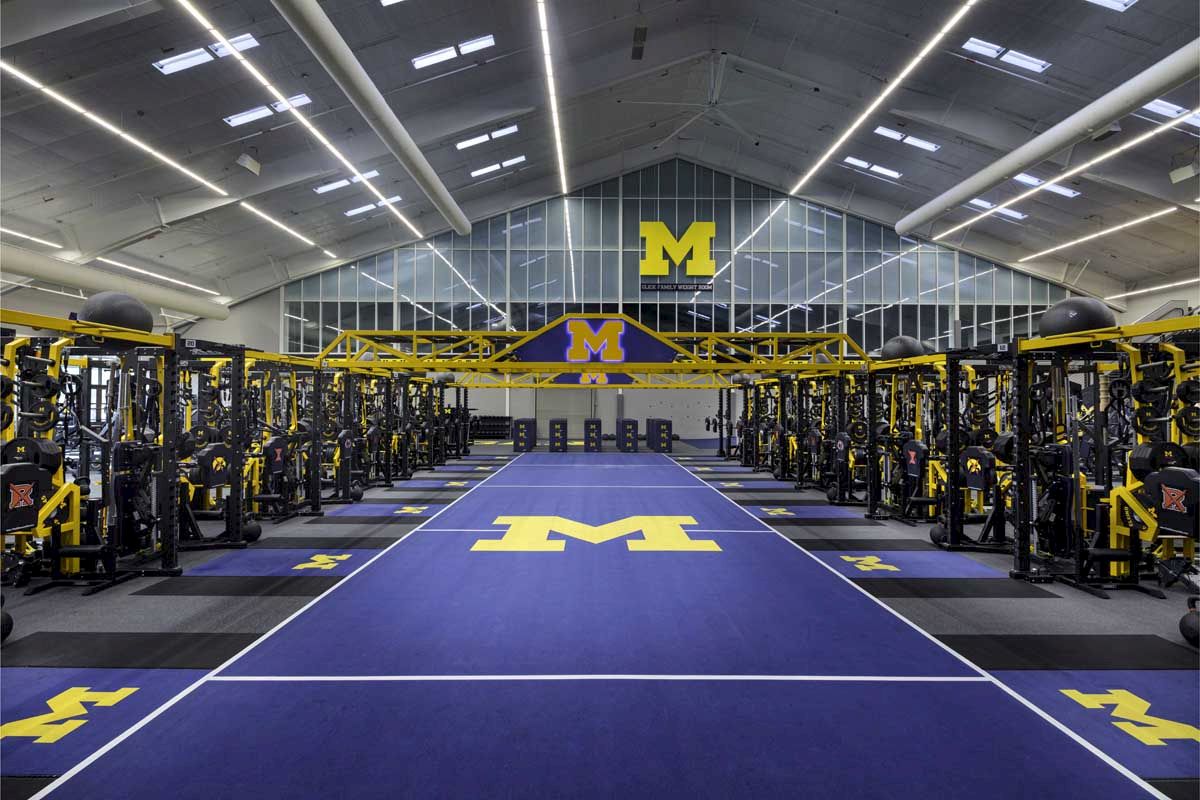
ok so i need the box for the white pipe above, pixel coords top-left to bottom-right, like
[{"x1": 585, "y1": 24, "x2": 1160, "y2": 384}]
[
  {"x1": 270, "y1": 0, "x2": 472, "y2": 236},
  {"x1": 895, "y1": 38, "x2": 1200, "y2": 236},
  {"x1": 0, "y1": 244, "x2": 231, "y2": 320}
]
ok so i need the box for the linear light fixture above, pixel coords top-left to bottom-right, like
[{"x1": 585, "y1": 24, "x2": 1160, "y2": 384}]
[
  {"x1": 152, "y1": 47, "x2": 213, "y2": 75},
  {"x1": 961, "y1": 37, "x2": 1003, "y2": 58},
  {"x1": 210, "y1": 33, "x2": 259, "y2": 58},
  {"x1": 962, "y1": 38, "x2": 1051, "y2": 72},
  {"x1": 1142, "y1": 98, "x2": 1200, "y2": 128},
  {"x1": 224, "y1": 104, "x2": 273, "y2": 127},
  {"x1": 96, "y1": 256, "x2": 220, "y2": 295},
  {"x1": 412, "y1": 47, "x2": 457, "y2": 69},
  {"x1": 935, "y1": 108, "x2": 1200, "y2": 241},
  {"x1": 0, "y1": 226, "x2": 63, "y2": 248},
  {"x1": 177, "y1": 0, "x2": 422, "y2": 241},
  {"x1": 790, "y1": 0, "x2": 979, "y2": 194},
  {"x1": 270, "y1": 93, "x2": 311, "y2": 112},
  {"x1": 240, "y1": 201, "x2": 325, "y2": 252},
  {"x1": 1105, "y1": 275, "x2": 1200, "y2": 300},
  {"x1": 458, "y1": 34, "x2": 495, "y2": 55},
  {"x1": 470, "y1": 163, "x2": 501, "y2": 178},
  {"x1": 456, "y1": 133, "x2": 490, "y2": 150},
  {"x1": 0, "y1": 60, "x2": 228, "y2": 196},
  {"x1": 344, "y1": 204, "x2": 376, "y2": 217},
  {"x1": 501, "y1": 155, "x2": 526, "y2": 168},
  {"x1": 536, "y1": 0, "x2": 570, "y2": 194},
  {"x1": 869, "y1": 164, "x2": 902, "y2": 179},
  {"x1": 1018, "y1": 206, "x2": 1178, "y2": 262}
]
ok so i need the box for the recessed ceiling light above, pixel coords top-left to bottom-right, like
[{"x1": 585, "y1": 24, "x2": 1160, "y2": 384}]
[
  {"x1": 1013, "y1": 172, "x2": 1080, "y2": 197},
  {"x1": 376, "y1": 195, "x2": 401, "y2": 206},
  {"x1": 471, "y1": 163, "x2": 501, "y2": 177},
  {"x1": 456, "y1": 133, "x2": 490, "y2": 150},
  {"x1": 874, "y1": 126, "x2": 904, "y2": 140},
  {"x1": 412, "y1": 46, "x2": 457, "y2": 69},
  {"x1": 1142, "y1": 98, "x2": 1200, "y2": 128},
  {"x1": 869, "y1": 164, "x2": 902, "y2": 179},
  {"x1": 491, "y1": 124, "x2": 518, "y2": 139},
  {"x1": 903, "y1": 135, "x2": 939, "y2": 152},
  {"x1": 969, "y1": 198, "x2": 995, "y2": 209},
  {"x1": 999, "y1": 49, "x2": 1051, "y2": 73},
  {"x1": 210, "y1": 33, "x2": 259, "y2": 58},
  {"x1": 1084, "y1": 0, "x2": 1138, "y2": 10},
  {"x1": 501, "y1": 155, "x2": 526, "y2": 168},
  {"x1": 995, "y1": 207, "x2": 1027, "y2": 220},
  {"x1": 344, "y1": 203, "x2": 377, "y2": 217},
  {"x1": 270, "y1": 93, "x2": 311, "y2": 112},
  {"x1": 380, "y1": 0, "x2": 406, "y2": 5},
  {"x1": 351, "y1": 170, "x2": 380, "y2": 183},
  {"x1": 458, "y1": 34, "x2": 495, "y2": 55},
  {"x1": 223, "y1": 104, "x2": 273, "y2": 126},
  {"x1": 1013, "y1": 173, "x2": 1042, "y2": 187},
  {"x1": 962, "y1": 37, "x2": 1004, "y2": 58},
  {"x1": 152, "y1": 47, "x2": 213, "y2": 75},
  {"x1": 844, "y1": 156, "x2": 871, "y2": 169}
]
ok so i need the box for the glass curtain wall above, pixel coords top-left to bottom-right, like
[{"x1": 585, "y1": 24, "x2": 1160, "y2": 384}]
[{"x1": 282, "y1": 158, "x2": 1066, "y2": 354}]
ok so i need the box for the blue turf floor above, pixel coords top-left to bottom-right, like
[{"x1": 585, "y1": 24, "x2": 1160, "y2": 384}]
[{"x1": 31, "y1": 453, "x2": 1163, "y2": 798}]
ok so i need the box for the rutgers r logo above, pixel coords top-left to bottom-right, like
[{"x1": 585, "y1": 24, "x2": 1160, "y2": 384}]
[
  {"x1": 471, "y1": 515, "x2": 720, "y2": 552},
  {"x1": 565, "y1": 319, "x2": 624, "y2": 363},
  {"x1": 8, "y1": 483, "x2": 35, "y2": 509},
  {"x1": 639, "y1": 221, "x2": 715, "y2": 277},
  {"x1": 1161, "y1": 485, "x2": 1187, "y2": 513}
]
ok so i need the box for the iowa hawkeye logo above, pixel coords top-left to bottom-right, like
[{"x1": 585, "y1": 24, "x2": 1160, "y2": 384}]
[{"x1": 471, "y1": 515, "x2": 720, "y2": 552}]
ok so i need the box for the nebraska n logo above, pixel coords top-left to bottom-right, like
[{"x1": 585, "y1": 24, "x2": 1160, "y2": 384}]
[
  {"x1": 1161, "y1": 485, "x2": 1187, "y2": 513},
  {"x1": 639, "y1": 221, "x2": 715, "y2": 277},
  {"x1": 471, "y1": 515, "x2": 720, "y2": 552},
  {"x1": 9, "y1": 482, "x2": 35, "y2": 510}
]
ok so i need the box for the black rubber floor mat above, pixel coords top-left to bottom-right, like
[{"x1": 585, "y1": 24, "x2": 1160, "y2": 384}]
[
  {"x1": 766, "y1": 518, "x2": 882, "y2": 527},
  {"x1": 858, "y1": 578, "x2": 1057, "y2": 599},
  {"x1": 937, "y1": 634, "x2": 1200, "y2": 670},
  {"x1": 132, "y1": 575, "x2": 340, "y2": 598},
  {"x1": 0, "y1": 631, "x2": 259, "y2": 669},
  {"x1": 1, "y1": 776, "x2": 56, "y2": 800},
  {"x1": 1148, "y1": 778, "x2": 1200, "y2": 800}
]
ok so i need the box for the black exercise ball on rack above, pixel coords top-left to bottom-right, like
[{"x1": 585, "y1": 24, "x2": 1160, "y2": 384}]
[
  {"x1": 881, "y1": 335, "x2": 926, "y2": 360},
  {"x1": 1037, "y1": 297, "x2": 1115, "y2": 337},
  {"x1": 921, "y1": 340, "x2": 937, "y2": 354},
  {"x1": 77, "y1": 291, "x2": 155, "y2": 333}
]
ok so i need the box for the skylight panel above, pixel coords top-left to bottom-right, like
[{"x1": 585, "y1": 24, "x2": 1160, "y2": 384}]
[
  {"x1": 471, "y1": 163, "x2": 502, "y2": 177},
  {"x1": 1084, "y1": 0, "x2": 1138, "y2": 10},
  {"x1": 224, "y1": 105, "x2": 274, "y2": 127},
  {"x1": 491, "y1": 124, "x2": 518, "y2": 139},
  {"x1": 1013, "y1": 173, "x2": 1079, "y2": 197},
  {"x1": 376, "y1": 195, "x2": 401, "y2": 206},
  {"x1": 995, "y1": 207, "x2": 1027, "y2": 220},
  {"x1": 270, "y1": 94, "x2": 311, "y2": 112},
  {"x1": 412, "y1": 47, "x2": 457, "y2": 69},
  {"x1": 874, "y1": 126, "x2": 904, "y2": 140},
  {"x1": 1013, "y1": 173, "x2": 1042, "y2": 186},
  {"x1": 999, "y1": 49, "x2": 1051, "y2": 73},
  {"x1": 844, "y1": 156, "x2": 871, "y2": 169},
  {"x1": 152, "y1": 48, "x2": 213, "y2": 75},
  {"x1": 969, "y1": 198, "x2": 995, "y2": 209},
  {"x1": 869, "y1": 164, "x2": 902, "y2": 179},
  {"x1": 1043, "y1": 183, "x2": 1081, "y2": 198},
  {"x1": 903, "y1": 135, "x2": 939, "y2": 152},
  {"x1": 345, "y1": 204, "x2": 377, "y2": 217},
  {"x1": 456, "y1": 133, "x2": 490, "y2": 150},
  {"x1": 458, "y1": 35, "x2": 495, "y2": 55},
  {"x1": 314, "y1": 178, "x2": 351, "y2": 194},
  {"x1": 502, "y1": 155, "x2": 526, "y2": 167},
  {"x1": 351, "y1": 170, "x2": 380, "y2": 183},
  {"x1": 962, "y1": 38, "x2": 1004, "y2": 58},
  {"x1": 210, "y1": 33, "x2": 259, "y2": 58},
  {"x1": 1143, "y1": 98, "x2": 1188, "y2": 118}
]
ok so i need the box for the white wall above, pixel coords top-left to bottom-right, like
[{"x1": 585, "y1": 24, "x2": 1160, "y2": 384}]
[
  {"x1": 621, "y1": 389, "x2": 717, "y2": 438},
  {"x1": 181, "y1": 290, "x2": 279, "y2": 352},
  {"x1": 1115, "y1": 284, "x2": 1199, "y2": 324}
]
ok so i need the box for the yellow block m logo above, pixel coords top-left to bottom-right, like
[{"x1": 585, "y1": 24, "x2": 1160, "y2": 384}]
[
  {"x1": 565, "y1": 319, "x2": 625, "y2": 363},
  {"x1": 472, "y1": 515, "x2": 720, "y2": 552},
  {"x1": 639, "y1": 221, "x2": 716, "y2": 277},
  {"x1": 0, "y1": 687, "x2": 138, "y2": 744},
  {"x1": 1061, "y1": 689, "x2": 1200, "y2": 746}
]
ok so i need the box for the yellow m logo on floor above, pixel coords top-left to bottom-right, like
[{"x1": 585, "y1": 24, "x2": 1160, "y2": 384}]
[
  {"x1": 565, "y1": 319, "x2": 625, "y2": 363},
  {"x1": 639, "y1": 221, "x2": 716, "y2": 277},
  {"x1": 1061, "y1": 689, "x2": 1200, "y2": 746},
  {"x1": 472, "y1": 516, "x2": 720, "y2": 552},
  {"x1": 0, "y1": 687, "x2": 138, "y2": 743}
]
